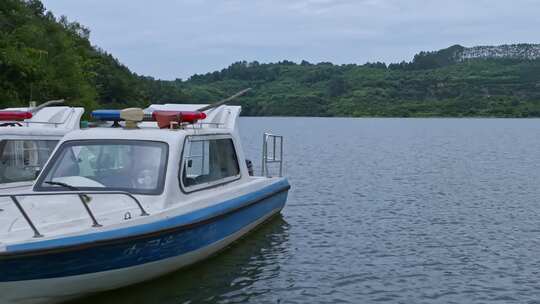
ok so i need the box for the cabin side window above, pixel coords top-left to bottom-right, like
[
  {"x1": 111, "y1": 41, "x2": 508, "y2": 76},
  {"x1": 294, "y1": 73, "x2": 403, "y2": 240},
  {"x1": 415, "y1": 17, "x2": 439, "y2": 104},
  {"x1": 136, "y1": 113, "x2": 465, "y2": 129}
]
[
  {"x1": 181, "y1": 136, "x2": 240, "y2": 191},
  {"x1": 0, "y1": 140, "x2": 58, "y2": 183}
]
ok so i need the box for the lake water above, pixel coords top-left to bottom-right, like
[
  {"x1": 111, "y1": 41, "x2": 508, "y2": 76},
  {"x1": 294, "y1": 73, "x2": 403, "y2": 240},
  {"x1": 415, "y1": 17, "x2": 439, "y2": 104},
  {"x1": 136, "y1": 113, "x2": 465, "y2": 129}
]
[{"x1": 72, "y1": 117, "x2": 540, "y2": 304}]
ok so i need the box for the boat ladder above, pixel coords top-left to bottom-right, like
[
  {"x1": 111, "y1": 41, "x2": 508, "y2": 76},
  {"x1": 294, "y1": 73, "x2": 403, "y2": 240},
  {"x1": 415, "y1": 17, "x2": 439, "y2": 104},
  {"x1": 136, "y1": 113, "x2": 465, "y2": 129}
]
[{"x1": 261, "y1": 133, "x2": 283, "y2": 177}]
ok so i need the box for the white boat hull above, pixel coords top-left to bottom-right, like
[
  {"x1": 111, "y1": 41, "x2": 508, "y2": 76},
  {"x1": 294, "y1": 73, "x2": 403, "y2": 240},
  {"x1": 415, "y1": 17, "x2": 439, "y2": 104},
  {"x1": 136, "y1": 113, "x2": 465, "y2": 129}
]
[{"x1": 0, "y1": 182, "x2": 289, "y2": 304}]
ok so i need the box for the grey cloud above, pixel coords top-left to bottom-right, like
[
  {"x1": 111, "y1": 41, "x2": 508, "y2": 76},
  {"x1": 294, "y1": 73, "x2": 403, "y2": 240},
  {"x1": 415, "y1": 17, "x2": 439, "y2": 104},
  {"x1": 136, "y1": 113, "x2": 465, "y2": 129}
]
[{"x1": 42, "y1": 0, "x2": 540, "y2": 80}]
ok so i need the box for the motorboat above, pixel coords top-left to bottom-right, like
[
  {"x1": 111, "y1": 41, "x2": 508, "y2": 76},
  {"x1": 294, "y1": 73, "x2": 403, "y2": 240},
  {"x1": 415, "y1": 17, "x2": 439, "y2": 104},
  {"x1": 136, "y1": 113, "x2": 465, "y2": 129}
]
[
  {"x1": 0, "y1": 101, "x2": 84, "y2": 191},
  {"x1": 0, "y1": 102, "x2": 289, "y2": 303}
]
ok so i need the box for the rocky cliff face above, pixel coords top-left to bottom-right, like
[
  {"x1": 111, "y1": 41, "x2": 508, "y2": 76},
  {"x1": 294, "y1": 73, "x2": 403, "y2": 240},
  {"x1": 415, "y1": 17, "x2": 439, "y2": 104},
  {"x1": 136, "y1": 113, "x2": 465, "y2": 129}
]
[{"x1": 459, "y1": 44, "x2": 540, "y2": 61}]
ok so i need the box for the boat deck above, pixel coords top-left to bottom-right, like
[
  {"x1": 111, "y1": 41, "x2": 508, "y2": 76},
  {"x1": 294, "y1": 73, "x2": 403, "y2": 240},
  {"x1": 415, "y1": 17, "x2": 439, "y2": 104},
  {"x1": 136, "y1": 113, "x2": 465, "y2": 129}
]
[{"x1": 0, "y1": 177, "x2": 282, "y2": 252}]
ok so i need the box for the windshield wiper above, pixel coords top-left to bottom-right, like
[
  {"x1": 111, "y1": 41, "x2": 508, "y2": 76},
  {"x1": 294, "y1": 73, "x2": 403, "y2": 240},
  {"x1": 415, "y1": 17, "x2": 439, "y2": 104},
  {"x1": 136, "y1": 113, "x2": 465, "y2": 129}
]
[
  {"x1": 44, "y1": 181, "x2": 80, "y2": 191},
  {"x1": 44, "y1": 181, "x2": 92, "y2": 202}
]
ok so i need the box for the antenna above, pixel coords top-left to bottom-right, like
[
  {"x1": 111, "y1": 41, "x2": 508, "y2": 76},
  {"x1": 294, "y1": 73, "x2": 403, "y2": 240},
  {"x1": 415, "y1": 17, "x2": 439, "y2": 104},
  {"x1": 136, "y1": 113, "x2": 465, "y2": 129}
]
[
  {"x1": 197, "y1": 88, "x2": 252, "y2": 112},
  {"x1": 29, "y1": 99, "x2": 65, "y2": 114}
]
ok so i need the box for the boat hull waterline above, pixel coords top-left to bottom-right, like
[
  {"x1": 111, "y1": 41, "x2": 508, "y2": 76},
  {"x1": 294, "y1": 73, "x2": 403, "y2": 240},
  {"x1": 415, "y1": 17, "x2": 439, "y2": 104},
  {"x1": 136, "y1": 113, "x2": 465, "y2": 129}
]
[{"x1": 0, "y1": 180, "x2": 290, "y2": 304}]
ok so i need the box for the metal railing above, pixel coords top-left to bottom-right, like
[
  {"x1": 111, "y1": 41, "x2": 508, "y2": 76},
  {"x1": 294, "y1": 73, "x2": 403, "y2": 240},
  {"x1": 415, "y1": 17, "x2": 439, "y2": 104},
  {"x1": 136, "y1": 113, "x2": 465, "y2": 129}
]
[
  {"x1": 0, "y1": 121, "x2": 64, "y2": 128},
  {"x1": 22, "y1": 121, "x2": 64, "y2": 127},
  {"x1": 0, "y1": 191, "x2": 149, "y2": 238},
  {"x1": 184, "y1": 122, "x2": 225, "y2": 129},
  {"x1": 261, "y1": 133, "x2": 284, "y2": 177}
]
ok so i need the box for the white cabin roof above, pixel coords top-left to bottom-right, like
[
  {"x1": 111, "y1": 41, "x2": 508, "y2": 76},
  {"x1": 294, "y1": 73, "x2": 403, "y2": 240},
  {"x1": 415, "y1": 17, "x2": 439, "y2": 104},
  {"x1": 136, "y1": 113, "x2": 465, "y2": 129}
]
[
  {"x1": 0, "y1": 106, "x2": 84, "y2": 138},
  {"x1": 63, "y1": 124, "x2": 231, "y2": 145}
]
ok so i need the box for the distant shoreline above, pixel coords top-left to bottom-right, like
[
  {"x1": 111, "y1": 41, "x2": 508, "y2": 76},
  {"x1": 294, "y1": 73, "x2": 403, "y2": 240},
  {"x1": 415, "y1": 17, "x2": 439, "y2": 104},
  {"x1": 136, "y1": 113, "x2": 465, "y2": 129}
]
[{"x1": 4, "y1": 1, "x2": 539, "y2": 119}]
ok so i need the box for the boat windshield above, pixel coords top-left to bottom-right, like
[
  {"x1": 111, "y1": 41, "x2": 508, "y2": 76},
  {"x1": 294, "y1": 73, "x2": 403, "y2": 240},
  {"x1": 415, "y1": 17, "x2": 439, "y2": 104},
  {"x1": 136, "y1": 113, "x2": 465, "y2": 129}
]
[
  {"x1": 0, "y1": 139, "x2": 58, "y2": 184},
  {"x1": 36, "y1": 140, "x2": 168, "y2": 195}
]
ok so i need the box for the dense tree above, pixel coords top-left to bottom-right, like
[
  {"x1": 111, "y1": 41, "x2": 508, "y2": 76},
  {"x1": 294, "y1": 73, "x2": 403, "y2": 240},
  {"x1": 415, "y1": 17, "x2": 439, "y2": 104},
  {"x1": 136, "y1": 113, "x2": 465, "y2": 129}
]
[
  {"x1": 1, "y1": 0, "x2": 540, "y2": 118},
  {"x1": 0, "y1": 0, "x2": 188, "y2": 112}
]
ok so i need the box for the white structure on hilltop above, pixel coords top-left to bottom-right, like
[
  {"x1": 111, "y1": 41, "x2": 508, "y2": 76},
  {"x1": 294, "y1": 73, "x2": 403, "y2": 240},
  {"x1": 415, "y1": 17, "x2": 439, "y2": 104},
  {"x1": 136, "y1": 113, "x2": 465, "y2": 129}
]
[{"x1": 459, "y1": 44, "x2": 540, "y2": 61}]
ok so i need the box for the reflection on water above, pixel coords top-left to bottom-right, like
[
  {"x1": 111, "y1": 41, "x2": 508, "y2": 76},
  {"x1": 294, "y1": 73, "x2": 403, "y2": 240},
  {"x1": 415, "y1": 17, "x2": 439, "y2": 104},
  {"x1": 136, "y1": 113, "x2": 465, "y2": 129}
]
[{"x1": 70, "y1": 216, "x2": 290, "y2": 304}]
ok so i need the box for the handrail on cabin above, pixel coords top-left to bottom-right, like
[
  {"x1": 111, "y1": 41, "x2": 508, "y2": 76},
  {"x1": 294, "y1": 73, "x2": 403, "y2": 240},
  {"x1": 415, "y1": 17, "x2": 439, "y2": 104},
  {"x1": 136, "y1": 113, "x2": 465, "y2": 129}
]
[
  {"x1": 0, "y1": 191, "x2": 149, "y2": 238},
  {"x1": 262, "y1": 133, "x2": 284, "y2": 178}
]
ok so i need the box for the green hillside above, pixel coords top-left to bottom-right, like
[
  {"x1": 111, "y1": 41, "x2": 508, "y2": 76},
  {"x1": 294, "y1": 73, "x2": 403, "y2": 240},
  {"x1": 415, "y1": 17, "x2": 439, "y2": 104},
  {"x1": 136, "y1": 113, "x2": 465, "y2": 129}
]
[
  {"x1": 2, "y1": 0, "x2": 540, "y2": 117},
  {"x1": 185, "y1": 54, "x2": 540, "y2": 117},
  {"x1": 0, "y1": 0, "x2": 187, "y2": 110}
]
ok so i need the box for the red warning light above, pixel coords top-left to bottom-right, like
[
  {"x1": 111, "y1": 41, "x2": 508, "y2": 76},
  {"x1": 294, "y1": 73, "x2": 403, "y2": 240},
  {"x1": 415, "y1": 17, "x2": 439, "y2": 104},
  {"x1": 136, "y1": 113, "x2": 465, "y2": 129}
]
[
  {"x1": 152, "y1": 111, "x2": 206, "y2": 129},
  {"x1": 0, "y1": 111, "x2": 32, "y2": 121}
]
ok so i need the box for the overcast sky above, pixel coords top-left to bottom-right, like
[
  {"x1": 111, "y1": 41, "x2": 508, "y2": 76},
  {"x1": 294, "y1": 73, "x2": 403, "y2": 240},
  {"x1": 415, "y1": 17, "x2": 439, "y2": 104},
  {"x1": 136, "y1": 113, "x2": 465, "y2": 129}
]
[{"x1": 41, "y1": 0, "x2": 540, "y2": 80}]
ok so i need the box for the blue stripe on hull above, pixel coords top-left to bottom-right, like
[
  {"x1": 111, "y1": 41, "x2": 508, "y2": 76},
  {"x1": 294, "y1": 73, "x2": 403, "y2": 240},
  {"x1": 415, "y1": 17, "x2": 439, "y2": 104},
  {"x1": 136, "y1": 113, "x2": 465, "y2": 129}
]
[
  {"x1": 0, "y1": 187, "x2": 288, "y2": 282},
  {"x1": 8, "y1": 179, "x2": 290, "y2": 253}
]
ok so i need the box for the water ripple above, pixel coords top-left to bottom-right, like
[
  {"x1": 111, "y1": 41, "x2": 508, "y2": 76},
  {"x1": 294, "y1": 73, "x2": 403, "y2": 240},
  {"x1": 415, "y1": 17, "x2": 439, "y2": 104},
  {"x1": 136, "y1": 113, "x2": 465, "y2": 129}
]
[{"x1": 72, "y1": 118, "x2": 540, "y2": 304}]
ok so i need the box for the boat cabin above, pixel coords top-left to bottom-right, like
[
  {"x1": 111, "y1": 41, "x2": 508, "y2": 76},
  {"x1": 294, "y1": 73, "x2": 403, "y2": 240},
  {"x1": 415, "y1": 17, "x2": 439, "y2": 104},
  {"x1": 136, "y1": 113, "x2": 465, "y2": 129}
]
[
  {"x1": 0, "y1": 106, "x2": 84, "y2": 189},
  {"x1": 0, "y1": 104, "x2": 286, "y2": 246},
  {"x1": 32, "y1": 120, "x2": 249, "y2": 209},
  {"x1": 0, "y1": 104, "x2": 289, "y2": 304}
]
